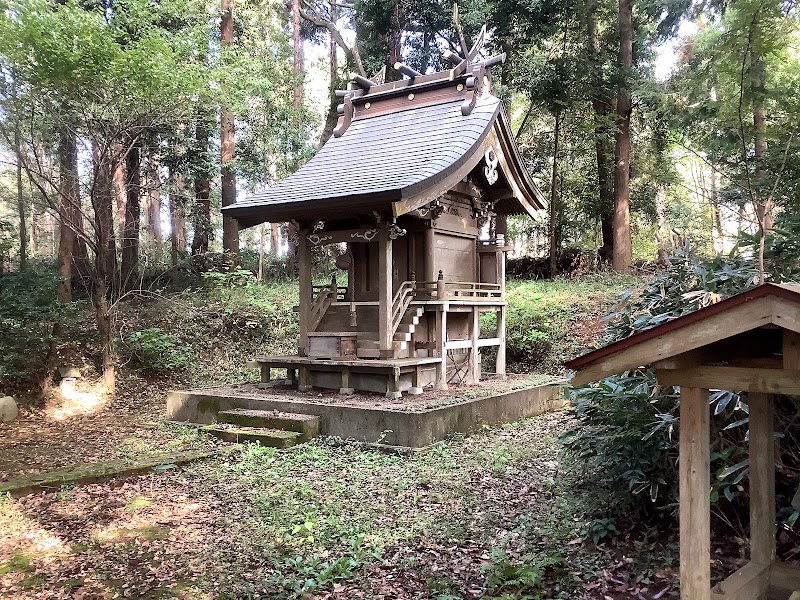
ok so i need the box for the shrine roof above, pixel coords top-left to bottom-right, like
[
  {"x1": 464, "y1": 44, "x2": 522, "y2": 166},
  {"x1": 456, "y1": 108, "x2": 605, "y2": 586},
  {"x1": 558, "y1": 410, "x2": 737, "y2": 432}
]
[{"x1": 224, "y1": 59, "x2": 546, "y2": 228}]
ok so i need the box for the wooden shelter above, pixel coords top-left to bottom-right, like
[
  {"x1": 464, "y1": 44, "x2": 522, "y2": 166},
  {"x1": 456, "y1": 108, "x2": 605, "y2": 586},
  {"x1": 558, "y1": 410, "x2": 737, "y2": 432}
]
[
  {"x1": 565, "y1": 283, "x2": 800, "y2": 600},
  {"x1": 223, "y1": 32, "x2": 544, "y2": 398}
]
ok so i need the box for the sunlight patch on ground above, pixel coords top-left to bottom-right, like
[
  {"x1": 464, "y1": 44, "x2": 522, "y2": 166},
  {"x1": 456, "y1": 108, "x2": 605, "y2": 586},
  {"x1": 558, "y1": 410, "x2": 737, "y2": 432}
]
[
  {"x1": 46, "y1": 381, "x2": 108, "y2": 421},
  {"x1": 0, "y1": 498, "x2": 67, "y2": 564}
]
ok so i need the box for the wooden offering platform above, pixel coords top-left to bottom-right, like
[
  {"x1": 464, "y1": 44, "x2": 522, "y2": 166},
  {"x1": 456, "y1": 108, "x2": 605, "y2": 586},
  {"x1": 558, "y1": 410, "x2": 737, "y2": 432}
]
[{"x1": 248, "y1": 355, "x2": 442, "y2": 399}]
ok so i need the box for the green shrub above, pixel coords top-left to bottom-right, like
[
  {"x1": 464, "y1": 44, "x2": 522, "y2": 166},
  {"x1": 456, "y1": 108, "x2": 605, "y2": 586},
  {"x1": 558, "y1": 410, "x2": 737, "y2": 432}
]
[
  {"x1": 0, "y1": 264, "x2": 76, "y2": 387},
  {"x1": 124, "y1": 327, "x2": 192, "y2": 371},
  {"x1": 563, "y1": 241, "x2": 785, "y2": 514},
  {"x1": 484, "y1": 551, "x2": 562, "y2": 598}
]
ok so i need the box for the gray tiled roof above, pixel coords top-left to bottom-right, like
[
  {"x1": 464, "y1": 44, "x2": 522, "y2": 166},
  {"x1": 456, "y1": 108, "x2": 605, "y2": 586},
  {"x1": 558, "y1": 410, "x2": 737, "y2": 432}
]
[{"x1": 225, "y1": 96, "x2": 500, "y2": 217}]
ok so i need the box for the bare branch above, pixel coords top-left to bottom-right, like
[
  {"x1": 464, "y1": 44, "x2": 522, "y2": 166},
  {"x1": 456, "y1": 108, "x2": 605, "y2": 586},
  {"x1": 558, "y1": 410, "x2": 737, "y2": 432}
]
[{"x1": 301, "y1": 1, "x2": 366, "y2": 77}]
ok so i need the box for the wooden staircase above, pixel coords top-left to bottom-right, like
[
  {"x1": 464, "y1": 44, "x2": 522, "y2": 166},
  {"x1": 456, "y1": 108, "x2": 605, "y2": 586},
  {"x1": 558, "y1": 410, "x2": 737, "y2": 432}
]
[{"x1": 356, "y1": 306, "x2": 424, "y2": 359}]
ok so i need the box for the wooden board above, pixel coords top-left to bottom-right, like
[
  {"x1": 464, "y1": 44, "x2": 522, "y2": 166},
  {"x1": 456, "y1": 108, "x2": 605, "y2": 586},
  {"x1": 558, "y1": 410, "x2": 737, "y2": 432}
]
[
  {"x1": 712, "y1": 562, "x2": 770, "y2": 599},
  {"x1": 657, "y1": 366, "x2": 800, "y2": 395}
]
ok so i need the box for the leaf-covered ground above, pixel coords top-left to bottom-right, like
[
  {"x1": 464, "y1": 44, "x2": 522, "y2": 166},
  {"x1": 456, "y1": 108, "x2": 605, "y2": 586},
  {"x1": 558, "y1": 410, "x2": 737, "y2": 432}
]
[{"x1": 0, "y1": 412, "x2": 680, "y2": 600}]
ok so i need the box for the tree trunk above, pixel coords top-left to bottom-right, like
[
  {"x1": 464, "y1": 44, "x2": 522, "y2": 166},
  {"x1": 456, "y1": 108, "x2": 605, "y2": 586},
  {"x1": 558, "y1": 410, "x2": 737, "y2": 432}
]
[
  {"x1": 221, "y1": 0, "x2": 239, "y2": 258},
  {"x1": 121, "y1": 139, "x2": 141, "y2": 287},
  {"x1": 588, "y1": 0, "x2": 614, "y2": 263},
  {"x1": 191, "y1": 118, "x2": 211, "y2": 255},
  {"x1": 57, "y1": 127, "x2": 78, "y2": 302},
  {"x1": 710, "y1": 166, "x2": 723, "y2": 251},
  {"x1": 655, "y1": 185, "x2": 669, "y2": 264},
  {"x1": 612, "y1": 0, "x2": 633, "y2": 273},
  {"x1": 169, "y1": 168, "x2": 187, "y2": 266},
  {"x1": 270, "y1": 222, "x2": 280, "y2": 254},
  {"x1": 113, "y1": 144, "x2": 127, "y2": 236},
  {"x1": 257, "y1": 223, "x2": 265, "y2": 283},
  {"x1": 319, "y1": 1, "x2": 339, "y2": 145},
  {"x1": 145, "y1": 156, "x2": 162, "y2": 245},
  {"x1": 292, "y1": 0, "x2": 303, "y2": 109},
  {"x1": 549, "y1": 110, "x2": 561, "y2": 278},
  {"x1": 13, "y1": 101, "x2": 27, "y2": 271},
  {"x1": 385, "y1": 2, "x2": 403, "y2": 81},
  {"x1": 751, "y1": 47, "x2": 772, "y2": 230},
  {"x1": 92, "y1": 144, "x2": 117, "y2": 393}
]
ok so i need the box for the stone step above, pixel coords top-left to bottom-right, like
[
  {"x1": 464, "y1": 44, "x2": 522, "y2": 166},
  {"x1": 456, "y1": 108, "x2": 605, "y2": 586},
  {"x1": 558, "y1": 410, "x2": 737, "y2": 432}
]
[
  {"x1": 394, "y1": 331, "x2": 412, "y2": 342},
  {"x1": 202, "y1": 425, "x2": 305, "y2": 448},
  {"x1": 396, "y1": 323, "x2": 416, "y2": 334},
  {"x1": 217, "y1": 409, "x2": 320, "y2": 440}
]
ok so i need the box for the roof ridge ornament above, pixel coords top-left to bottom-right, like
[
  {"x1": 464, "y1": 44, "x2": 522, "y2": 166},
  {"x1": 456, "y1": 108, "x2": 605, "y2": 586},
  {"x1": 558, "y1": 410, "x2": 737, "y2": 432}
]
[{"x1": 331, "y1": 5, "x2": 507, "y2": 135}]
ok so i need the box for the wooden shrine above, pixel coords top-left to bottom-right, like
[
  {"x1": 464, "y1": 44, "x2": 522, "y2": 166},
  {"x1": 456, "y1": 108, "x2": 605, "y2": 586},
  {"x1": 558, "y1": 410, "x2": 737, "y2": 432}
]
[
  {"x1": 565, "y1": 283, "x2": 800, "y2": 600},
  {"x1": 223, "y1": 27, "x2": 545, "y2": 398}
]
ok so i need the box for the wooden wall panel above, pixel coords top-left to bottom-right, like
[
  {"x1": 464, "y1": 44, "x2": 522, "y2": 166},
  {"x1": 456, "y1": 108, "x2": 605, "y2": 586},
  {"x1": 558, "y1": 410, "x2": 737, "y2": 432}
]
[{"x1": 434, "y1": 233, "x2": 476, "y2": 282}]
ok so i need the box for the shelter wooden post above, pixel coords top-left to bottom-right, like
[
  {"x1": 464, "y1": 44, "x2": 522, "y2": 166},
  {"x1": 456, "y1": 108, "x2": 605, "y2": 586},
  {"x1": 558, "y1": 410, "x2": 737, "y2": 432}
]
[
  {"x1": 679, "y1": 386, "x2": 711, "y2": 600},
  {"x1": 378, "y1": 225, "x2": 393, "y2": 357},
  {"x1": 748, "y1": 392, "x2": 775, "y2": 566},
  {"x1": 298, "y1": 230, "x2": 312, "y2": 356}
]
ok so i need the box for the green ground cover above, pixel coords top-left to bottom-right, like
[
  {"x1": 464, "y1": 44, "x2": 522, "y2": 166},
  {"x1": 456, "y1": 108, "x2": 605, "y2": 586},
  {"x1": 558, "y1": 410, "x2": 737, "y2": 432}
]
[{"x1": 0, "y1": 414, "x2": 679, "y2": 599}]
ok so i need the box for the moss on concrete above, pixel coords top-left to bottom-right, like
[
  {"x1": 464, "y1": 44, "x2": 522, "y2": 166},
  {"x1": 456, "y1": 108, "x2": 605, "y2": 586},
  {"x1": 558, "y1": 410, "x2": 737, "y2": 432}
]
[
  {"x1": 201, "y1": 425, "x2": 304, "y2": 448},
  {"x1": 0, "y1": 449, "x2": 219, "y2": 498}
]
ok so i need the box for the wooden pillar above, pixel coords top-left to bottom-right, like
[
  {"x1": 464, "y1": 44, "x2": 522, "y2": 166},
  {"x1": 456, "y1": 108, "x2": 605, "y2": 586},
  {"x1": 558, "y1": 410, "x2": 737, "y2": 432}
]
[
  {"x1": 497, "y1": 238, "x2": 506, "y2": 300},
  {"x1": 339, "y1": 367, "x2": 354, "y2": 395},
  {"x1": 496, "y1": 306, "x2": 506, "y2": 376},
  {"x1": 679, "y1": 386, "x2": 711, "y2": 600},
  {"x1": 424, "y1": 225, "x2": 435, "y2": 282},
  {"x1": 469, "y1": 308, "x2": 480, "y2": 383},
  {"x1": 435, "y1": 308, "x2": 448, "y2": 390},
  {"x1": 298, "y1": 366, "x2": 312, "y2": 392},
  {"x1": 378, "y1": 225, "x2": 393, "y2": 357},
  {"x1": 749, "y1": 392, "x2": 775, "y2": 566},
  {"x1": 409, "y1": 365, "x2": 423, "y2": 395},
  {"x1": 298, "y1": 230, "x2": 312, "y2": 356},
  {"x1": 386, "y1": 366, "x2": 401, "y2": 399}
]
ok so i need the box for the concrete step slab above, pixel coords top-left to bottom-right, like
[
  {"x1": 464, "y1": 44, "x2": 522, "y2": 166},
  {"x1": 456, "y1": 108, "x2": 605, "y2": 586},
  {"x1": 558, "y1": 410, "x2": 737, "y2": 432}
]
[
  {"x1": 217, "y1": 409, "x2": 320, "y2": 440},
  {"x1": 202, "y1": 425, "x2": 305, "y2": 448}
]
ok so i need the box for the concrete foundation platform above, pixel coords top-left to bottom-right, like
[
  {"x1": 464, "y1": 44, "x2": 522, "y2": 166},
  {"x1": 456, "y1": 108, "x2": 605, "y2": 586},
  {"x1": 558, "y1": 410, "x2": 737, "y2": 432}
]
[{"x1": 166, "y1": 380, "x2": 567, "y2": 449}]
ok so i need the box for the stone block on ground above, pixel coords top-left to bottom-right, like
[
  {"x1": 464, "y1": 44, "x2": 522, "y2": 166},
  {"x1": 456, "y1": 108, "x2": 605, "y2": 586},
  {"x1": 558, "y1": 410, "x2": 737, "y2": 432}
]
[{"x1": 0, "y1": 396, "x2": 18, "y2": 422}]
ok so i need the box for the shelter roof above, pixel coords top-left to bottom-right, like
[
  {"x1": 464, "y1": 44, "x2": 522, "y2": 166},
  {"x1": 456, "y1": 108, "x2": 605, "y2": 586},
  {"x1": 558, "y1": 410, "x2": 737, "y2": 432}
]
[
  {"x1": 224, "y1": 55, "x2": 545, "y2": 228},
  {"x1": 565, "y1": 283, "x2": 800, "y2": 386}
]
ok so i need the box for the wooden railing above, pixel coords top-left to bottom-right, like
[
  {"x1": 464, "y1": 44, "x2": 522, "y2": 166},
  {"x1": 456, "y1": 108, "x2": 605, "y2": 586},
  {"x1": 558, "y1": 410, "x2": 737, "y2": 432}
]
[
  {"x1": 409, "y1": 280, "x2": 503, "y2": 302},
  {"x1": 311, "y1": 284, "x2": 347, "y2": 301},
  {"x1": 309, "y1": 287, "x2": 337, "y2": 331},
  {"x1": 390, "y1": 280, "x2": 416, "y2": 337},
  {"x1": 443, "y1": 281, "x2": 502, "y2": 300}
]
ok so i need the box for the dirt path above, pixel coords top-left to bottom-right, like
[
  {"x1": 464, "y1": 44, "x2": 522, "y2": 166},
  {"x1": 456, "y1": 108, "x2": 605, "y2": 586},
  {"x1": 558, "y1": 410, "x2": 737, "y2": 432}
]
[{"x1": 0, "y1": 378, "x2": 220, "y2": 483}]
